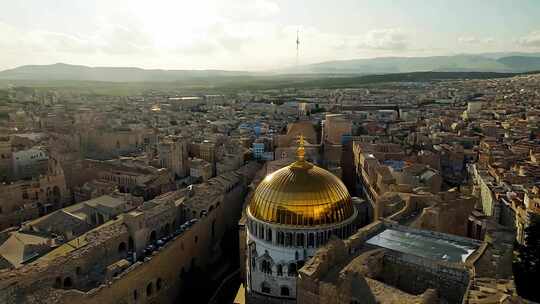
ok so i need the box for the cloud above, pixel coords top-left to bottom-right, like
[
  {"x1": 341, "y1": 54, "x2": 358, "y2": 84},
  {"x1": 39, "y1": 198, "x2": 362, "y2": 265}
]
[
  {"x1": 0, "y1": 22, "x2": 96, "y2": 54},
  {"x1": 458, "y1": 36, "x2": 495, "y2": 45},
  {"x1": 358, "y1": 29, "x2": 408, "y2": 50},
  {"x1": 518, "y1": 31, "x2": 540, "y2": 48},
  {"x1": 0, "y1": 21, "x2": 155, "y2": 56},
  {"x1": 94, "y1": 24, "x2": 155, "y2": 55}
]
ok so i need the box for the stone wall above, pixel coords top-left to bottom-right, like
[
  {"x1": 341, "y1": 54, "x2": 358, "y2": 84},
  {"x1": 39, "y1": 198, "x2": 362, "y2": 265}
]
[
  {"x1": 0, "y1": 162, "x2": 260, "y2": 304},
  {"x1": 378, "y1": 252, "x2": 470, "y2": 304},
  {"x1": 55, "y1": 174, "x2": 248, "y2": 304}
]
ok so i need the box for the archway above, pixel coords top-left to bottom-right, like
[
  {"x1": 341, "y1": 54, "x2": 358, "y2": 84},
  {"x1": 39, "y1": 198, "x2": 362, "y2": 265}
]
[
  {"x1": 149, "y1": 231, "x2": 157, "y2": 244},
  {"x1": 146, "y1": 282, "x2": 153, "y2": 297},
  {"x1": 128, "y1": 237, "x2": 134, "y2": 252},
  {"x1": 288, "y1": 263, "x2": 297, "y2": 277},
  {"x1": 63, "y1": 277, "x2": 73, "y2": 288},
  {"x1": 118, "y1": 242, "x2": 127, "y2": 255},
  {"x1": 164, "y1": 223, "x2": 170, "y2": 235}
]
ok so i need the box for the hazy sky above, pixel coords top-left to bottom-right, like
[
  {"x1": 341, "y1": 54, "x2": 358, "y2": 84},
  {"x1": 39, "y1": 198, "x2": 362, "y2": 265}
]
[{"x1": 1, "y1": 0, "x2": 540, "y2": 70}]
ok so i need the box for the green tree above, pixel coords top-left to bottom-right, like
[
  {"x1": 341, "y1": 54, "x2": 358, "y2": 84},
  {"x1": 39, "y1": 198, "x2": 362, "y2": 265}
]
[{"x1": 514, "y1": 217, "x2": 540, "y2": 301}]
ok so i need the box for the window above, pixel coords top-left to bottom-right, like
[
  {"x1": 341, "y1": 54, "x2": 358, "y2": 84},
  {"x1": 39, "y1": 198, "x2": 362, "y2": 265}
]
[
  {"x1": 277, "y1": 231, "x2": 284, "y2": 245},
  {"x1": 63, "y1": 277, "x2": 73, "y2": 288},
  {"x1": 288, "y1": 263, "x2": 297, "y2": 277},
  {"x1": 133, "y1": 290, "x2": 139, "y2": 301},
  {"x1": 285, "y1": 233, "x2": 292, "y2": 246},
  {"x1": 156, "y1": 278, "x2": 162, "y2": 291},
  {"x1": 296, "y1": 233, "x2": 304, "y2": 247},
  {"x1": 281, "y1": 286, "x2": 290, "y2": 296},
  {"x1": 266, "y1": 228, "x2": 272, "y2": 242},
  {"x1": 261, "y1": 282, "x2": 271, "y2": 293},
  {"x1": 308, "y1": 233, "x2": 314, "y2": 247},
  {"x1": 277, "y1": 264, "x2": 283, "y2": 276},
  {"x1": 261, "y1": 260, "x2": 272, "y2": 274},
  {"x1": 118, "y1": 242, "x2": 127, "y2": 254},
  {"x1": 129, "y1": 237, "x2": 134, "y2": 252},
  {"x1": 146, "y1": 282, "x2": 153, "y2": 297},
  {"x1": 54, "y1": 277, "x2": 62, "y2": 288}
]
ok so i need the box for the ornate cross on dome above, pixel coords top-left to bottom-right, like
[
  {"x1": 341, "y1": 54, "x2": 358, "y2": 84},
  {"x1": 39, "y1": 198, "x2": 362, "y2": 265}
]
[{"x1": 297, "y1": 134, "x2": 305, "y2": 161}]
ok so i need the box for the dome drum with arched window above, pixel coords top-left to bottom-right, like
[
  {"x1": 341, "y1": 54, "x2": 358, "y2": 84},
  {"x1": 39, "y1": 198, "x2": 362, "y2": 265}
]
[{"x1": 246, "y1": 136, "x2": 359, "y2": 301}]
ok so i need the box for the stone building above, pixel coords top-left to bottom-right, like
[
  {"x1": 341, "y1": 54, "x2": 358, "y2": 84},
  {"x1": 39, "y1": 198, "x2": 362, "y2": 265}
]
[
  {"x1": 0, "y1": 135, "x2": 12, "y2": 181},
  {"x1": 323, "y1": 114, "x2": 351, "y2": 145},
  {"x1": 0, "y1": 162, "x2": 260, "y2": 304},
  {"x1": 0, "y1": 157, "x2": 69, "y2": 230},
  {"x1": 158, "y1": 136, "x2": 189, "y2": 179},
  {"x1": 83, "y1": 158, "x2": 175, "y2": 201}
]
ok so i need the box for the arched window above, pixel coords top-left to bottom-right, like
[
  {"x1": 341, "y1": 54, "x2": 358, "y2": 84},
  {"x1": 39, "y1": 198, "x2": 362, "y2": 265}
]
[
  {"x1": 252, "y1": 257, "x2": 257, "y2": 270},
  {"x1": 258, "y1": 224, "x2": 264, "y2": 239},
  {"x1": 277, "y1": 264, "x2": 283, "y2": 276},
  {"x1": 164, "y1": 223, "x2": 170, "y2": 235},
  {"x1": 261, "y1": 260, "x2": 272, "y2": 274},
  {"x1": 261, "y1": 282, "x2": 271, "y2": 293},
  {"x1": 54, "y1": 277, "x2": 62, "y2": 288},
  {"x1": 146, "y1": 282, "x2": 154, "y2": 297},
  {"x1": 149, "y1": 231, "x2": 157, "y2": 244},
  {"x1": 296, "y1": 233, "x2": 304, "y2": 247},
  {"x1": 281, "y1": 286, "x2": 290, "y2": 296},
  {"x1": 128, "y1": 237, "x2": 135, "y2": 252},
  {"x1": 63, "y1": 277, "x2": 73, "y2": 288},
  {"x1": 285, "y1": 232, "x2": 292, "y2": 246},
  {"x1": 277, "y1": 231, "x2": 284, "y2": 245},
  {"x1": 266, "y1": 228, "x2": 272, "y2": 242},
  {"x1": 288, "y1": 263, "x2": 297, "y2": 277},
  {"x1": 308, "y1": 233, "x2": 314, "y2": 247},
  {"x1": 156, "y1": 278, "x2": 162, "y2": 291},
  {"x1": 118, "y1": 242, "x2": 127, "y2": 254}
]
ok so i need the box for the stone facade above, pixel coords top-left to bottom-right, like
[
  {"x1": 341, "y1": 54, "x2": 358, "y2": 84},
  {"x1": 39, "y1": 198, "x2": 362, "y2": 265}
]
[{"x1": 0, "y1": 162, "x2": 260, "y2": 304}]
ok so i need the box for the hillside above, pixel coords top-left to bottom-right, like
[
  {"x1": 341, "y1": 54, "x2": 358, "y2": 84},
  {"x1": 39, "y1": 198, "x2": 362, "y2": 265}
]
[
  {"x1": 2, "y1": 53, "x2": 540, "y2": 83},
  {"x1": 279, "y1": 55, "x2": 518, "y2": 74},
  {"x1": 0, "y1": 63, "x2": 250, "y2": 82},
  {"x1": 497, "y1": 56, "x2": 540, "y2": 72}
]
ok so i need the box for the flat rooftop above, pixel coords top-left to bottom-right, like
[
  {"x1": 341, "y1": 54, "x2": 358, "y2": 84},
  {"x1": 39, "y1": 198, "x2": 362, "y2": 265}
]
[{"x1": 366, "y1": 228, "x2": 479, "y2": 263}]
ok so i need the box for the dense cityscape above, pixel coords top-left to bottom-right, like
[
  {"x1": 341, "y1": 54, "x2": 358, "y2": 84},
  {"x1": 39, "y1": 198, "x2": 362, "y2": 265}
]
[
  {"x1": 3, "y1": 1, "x2": 540, "y2": 303},
  {"x1": 0, "y1": 71, "x2": 538, "y2": 303}
]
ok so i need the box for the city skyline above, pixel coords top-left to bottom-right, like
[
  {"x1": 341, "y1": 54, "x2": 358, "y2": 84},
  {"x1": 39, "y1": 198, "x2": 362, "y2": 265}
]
[{"x1": 2, "y1": 0, "x2": 540, "y2": 71}]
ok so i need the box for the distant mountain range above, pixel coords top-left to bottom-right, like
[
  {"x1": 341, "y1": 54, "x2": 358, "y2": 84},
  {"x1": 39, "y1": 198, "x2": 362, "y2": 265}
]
[
  {"x1": 0, "y1": 63, "x2": 250, "y2": 82},
  {"x1": 1, "y1": 52, "x2": 540, "y2": 82},
  {"x1": 278, "y1": 53, "x2": 540, "y2": 74}
]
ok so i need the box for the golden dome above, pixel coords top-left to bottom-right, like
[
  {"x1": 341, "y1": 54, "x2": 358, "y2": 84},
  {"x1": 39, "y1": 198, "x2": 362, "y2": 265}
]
[{"x1": 249, "y1": 159, "x2": 354, "y2": 227}]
